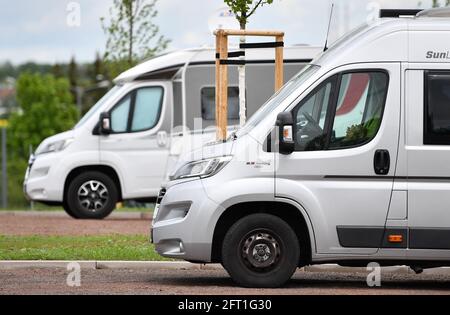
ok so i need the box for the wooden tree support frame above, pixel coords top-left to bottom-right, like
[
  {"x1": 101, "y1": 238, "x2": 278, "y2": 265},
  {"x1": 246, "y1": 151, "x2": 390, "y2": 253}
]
[{"x1": 214, "y1": 29, "x2": 285, "y2": 141}]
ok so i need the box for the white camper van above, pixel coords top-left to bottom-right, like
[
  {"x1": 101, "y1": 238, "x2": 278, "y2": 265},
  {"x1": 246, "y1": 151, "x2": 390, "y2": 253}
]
[
  {"x1": 152, "y1": 8, "x2": 450, "y2": 287},
  {"x1": 23, "y1": 46, "x2": 320, "y2": 219}
]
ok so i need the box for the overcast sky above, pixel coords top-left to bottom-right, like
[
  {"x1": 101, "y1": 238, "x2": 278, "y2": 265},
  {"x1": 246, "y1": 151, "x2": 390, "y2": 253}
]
[{"x1": 0, "y1": 0, "x2": 438, "y2": 65}]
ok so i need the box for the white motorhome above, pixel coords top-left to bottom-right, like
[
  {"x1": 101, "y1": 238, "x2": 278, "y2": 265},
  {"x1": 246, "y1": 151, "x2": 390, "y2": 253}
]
[
  {"x1": 23, "y1": 46, "x2": 320, "y2": 219},
  {"x1": 152, "y1": 8, "x2": 450, "y2": 287}
]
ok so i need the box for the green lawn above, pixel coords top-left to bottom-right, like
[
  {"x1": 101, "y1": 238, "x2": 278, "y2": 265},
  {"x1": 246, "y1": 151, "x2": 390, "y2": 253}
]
[{"x1": 0, "y1": 235, "x2": 169, "y2": 261}]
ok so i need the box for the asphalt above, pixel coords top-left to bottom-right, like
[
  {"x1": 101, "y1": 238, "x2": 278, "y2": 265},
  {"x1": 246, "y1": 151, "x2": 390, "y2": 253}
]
[{"x1": 1, "y1": 267, "x2": 450, "y2": 295}]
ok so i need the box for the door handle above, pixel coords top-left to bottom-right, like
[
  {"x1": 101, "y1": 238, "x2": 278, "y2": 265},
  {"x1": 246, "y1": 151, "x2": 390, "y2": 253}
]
[
  {"x1": 374, "y1": 149, "x2": 390, "y2": 175},
  {"x1": 157, "y1": 131, "x2": 168, "y2": 147}
]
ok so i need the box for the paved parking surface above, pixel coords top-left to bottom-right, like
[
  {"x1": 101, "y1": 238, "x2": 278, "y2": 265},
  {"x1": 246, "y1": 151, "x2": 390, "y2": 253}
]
[
  {"x1": 1, "y1": 268, "x2": 450, "y2": 295},
  {"x1": 2, "y1": 213, "x2": 450, "y2": 295},
  {"x1": 0, "y1": 213, "x2": 151, "y2": 236}
]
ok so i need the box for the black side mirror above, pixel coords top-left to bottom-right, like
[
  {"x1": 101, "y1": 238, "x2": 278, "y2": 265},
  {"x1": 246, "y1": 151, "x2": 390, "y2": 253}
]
[
  {"x1": 99, "y1": 112, "x2": 112, "y2": 135},
  {"x1": 276, "y1": 112, "x2": 295, "y2": 155}
]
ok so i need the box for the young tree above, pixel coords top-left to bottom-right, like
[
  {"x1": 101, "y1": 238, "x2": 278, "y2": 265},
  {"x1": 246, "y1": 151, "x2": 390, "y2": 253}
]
[
  {"x1": 223, "y1": 0, "x2": 274, "y2": 126},
  {"x1": 101, "y1": 0, "x2": 170, "y2": 75},
  {"x1": 224, "y1": 0, "x2": 274, "y2": 30}
]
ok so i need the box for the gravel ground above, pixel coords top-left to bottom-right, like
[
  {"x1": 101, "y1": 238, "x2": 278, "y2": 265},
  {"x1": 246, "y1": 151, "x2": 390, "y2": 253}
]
[
  {"x1": 0, "y1": 214, "x2": 151, "y2": 236},
  {"x1": 1, "y1": 268, "x2": 450, "y2": 295}
]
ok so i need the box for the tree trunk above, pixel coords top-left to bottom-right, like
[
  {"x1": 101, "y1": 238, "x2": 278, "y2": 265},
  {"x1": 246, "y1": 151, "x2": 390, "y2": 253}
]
[
  {"x1": 239, "y1": 21, "x2": 246, "y2": 127},
  {"x1": 128, "y1": 1, "x2": 134, "y2": 66}
]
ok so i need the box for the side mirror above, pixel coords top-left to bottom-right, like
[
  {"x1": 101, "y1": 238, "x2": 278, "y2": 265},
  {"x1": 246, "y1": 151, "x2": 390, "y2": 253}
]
[
  {"x1": 99, "y1": 112, "x2": 112, "y2": 135},
  {"x1": 276, "y1": 112, "x2": 295, "y2": 155}
]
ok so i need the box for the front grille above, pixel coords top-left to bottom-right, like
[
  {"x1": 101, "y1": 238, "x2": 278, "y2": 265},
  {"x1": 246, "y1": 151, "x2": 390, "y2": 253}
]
[{"x1": 156, "y1": 188, "x2": 166, "y2": 205}]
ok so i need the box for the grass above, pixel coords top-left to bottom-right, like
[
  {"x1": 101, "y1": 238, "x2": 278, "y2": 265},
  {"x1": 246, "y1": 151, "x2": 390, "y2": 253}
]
[{"x1": 0, "y1": 235, "x2": 170, "y2": 261}]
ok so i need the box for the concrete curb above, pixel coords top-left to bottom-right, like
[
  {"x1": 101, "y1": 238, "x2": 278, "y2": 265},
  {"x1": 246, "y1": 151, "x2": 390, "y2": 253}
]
[
  {"x1": 0, "y1": 261, "x2": 98, "y2": 270},
  {"x1": 0, "y1": 261, "x2": 218, "y2": 271},
  {"x1": 0, "y1": 211, "x2": 152, "y2": 220},
  {"x1": 1, "y1": 261, "x2": 450, "y2": 275}
]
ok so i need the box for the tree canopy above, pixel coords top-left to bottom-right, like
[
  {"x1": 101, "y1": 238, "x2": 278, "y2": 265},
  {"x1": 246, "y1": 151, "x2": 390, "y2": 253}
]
[
  {"x1": 224, "y1": 0, "x2": 274, "y2": 29},
  {"x1": 101, "y1": 0, "x2": 170, "y2": 74},
  {"x1": 8, "y1": 73, "x2": 78, "y2": 158}
]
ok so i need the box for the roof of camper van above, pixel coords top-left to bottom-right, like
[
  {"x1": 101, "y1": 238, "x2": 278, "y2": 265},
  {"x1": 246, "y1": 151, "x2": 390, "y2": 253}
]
[
  {"x1": 114, "y1": 46, "x2": 323, "y2": 84},
  {"x1": 313, "y1": 7, "x2": 450, "y2": 67}
]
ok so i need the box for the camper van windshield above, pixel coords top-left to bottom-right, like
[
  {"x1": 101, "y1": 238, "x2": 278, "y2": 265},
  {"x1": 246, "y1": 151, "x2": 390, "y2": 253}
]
[
  {"x1": 74, "y1": 85, "x2": 122, "y2": 129},
  {"x1": 235, "y1": 65, "x2": 320, "y2": 137}
]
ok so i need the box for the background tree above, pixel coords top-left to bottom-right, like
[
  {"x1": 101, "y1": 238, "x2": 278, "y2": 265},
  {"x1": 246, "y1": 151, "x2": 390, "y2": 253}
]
[
  {"x1": 432, "y1": 0, "x2": 450, "y2": 6},
  {"x1": 91, "y1": 52, "x2": 106, "y2": 82},
  {"x1": 68, "y1": 56, "x2": 78, "y2": 103},
  {"x1": 101, "y1": 0, "x2": 170, "y2": 77},
  {"x1": 223, "y1": 0, "x2": 274, "y2": 126},
  {"x1": 6, "y1": 73, "x2": 78, "y2": 207},
  {"x1": 68, "y1": 56, "x2": 78, "y2": 88},
  {"x1": 51, "y1": 63, "x2": 64, "y2": 78}
]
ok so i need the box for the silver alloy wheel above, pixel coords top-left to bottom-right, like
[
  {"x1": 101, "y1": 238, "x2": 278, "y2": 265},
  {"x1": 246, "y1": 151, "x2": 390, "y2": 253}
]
[
  {"x1": 241, "y1": 230, "x2": 281, "y2": 271},
  {"x1": 77, "y1": 180, "x2": 109, "y2": 212}
]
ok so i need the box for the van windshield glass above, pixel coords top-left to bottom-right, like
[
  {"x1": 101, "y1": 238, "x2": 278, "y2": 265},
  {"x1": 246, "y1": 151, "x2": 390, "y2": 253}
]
[
  {"x1": 235, "y1": 65, "x2": 319, "y2": 137},
  {"x1": 74, "y1": 86, "x2": 122, "y2": 129}
]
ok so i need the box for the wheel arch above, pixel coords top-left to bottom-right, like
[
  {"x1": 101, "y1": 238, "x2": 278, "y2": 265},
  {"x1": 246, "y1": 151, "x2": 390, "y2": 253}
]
[
  {"x1": 63, "y1": 165, "x2": 123, "y2": 202},
  {"x1": 211, "y1": 200, "x2": 314, "y2": 266}
]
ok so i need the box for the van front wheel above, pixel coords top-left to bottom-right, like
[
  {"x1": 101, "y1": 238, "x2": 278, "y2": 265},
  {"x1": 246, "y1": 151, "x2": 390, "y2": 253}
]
[
  {"x1": 222, "y1": 213, "x2": 300, "y2": 288},
  {"x1": 65, "y1": 171, "x2": 118, "y2": 219}
]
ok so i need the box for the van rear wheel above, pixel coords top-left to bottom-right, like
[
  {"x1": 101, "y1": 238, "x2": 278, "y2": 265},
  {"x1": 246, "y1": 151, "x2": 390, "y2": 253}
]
[
  {"x1": 221, "y1": 213, "x2": 300, "y2": 288},
  {"x1": 65, "y1": 171, "x2": 118, "y2": 219}
]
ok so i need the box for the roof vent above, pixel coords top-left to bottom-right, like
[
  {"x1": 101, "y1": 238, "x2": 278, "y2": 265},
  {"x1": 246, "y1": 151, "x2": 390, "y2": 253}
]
[{"x1": 416, "y1": 7, "x2": 450, "y2": 18}]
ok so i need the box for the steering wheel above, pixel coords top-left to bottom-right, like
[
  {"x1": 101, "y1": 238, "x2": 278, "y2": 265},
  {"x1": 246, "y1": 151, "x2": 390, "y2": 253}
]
[{"x1": 302, "y1": 112, "x2": 323, "y2": 132}]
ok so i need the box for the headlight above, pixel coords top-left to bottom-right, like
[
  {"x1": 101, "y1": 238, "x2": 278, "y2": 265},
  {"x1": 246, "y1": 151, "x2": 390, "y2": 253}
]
[
  {"x1": 36, "y1": 138, "x2": 74, "y2": 155},
  {"x1": 171, "y1": 156, "x2": 232, "y2": 181}
]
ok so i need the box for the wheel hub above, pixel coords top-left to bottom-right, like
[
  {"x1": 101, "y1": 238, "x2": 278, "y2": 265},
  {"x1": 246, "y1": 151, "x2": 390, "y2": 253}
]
[
  {"x1": 241, "y1": 231, "x2": 281, "y2": 270},
  {"x1": 77, "y1": 180, "x2": 109, "y2": 212}
]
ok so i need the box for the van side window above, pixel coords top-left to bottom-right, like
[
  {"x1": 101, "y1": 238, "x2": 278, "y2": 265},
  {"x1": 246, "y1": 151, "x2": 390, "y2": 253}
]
[
  {"x1": 201, "y1": 87, "x2": 240, "y2": 120},
  {"x1": 329, "y1": 72, "x2": 388, "y2": 149},
  {"x1": 424, "y1": 71, "x2": 450, "y2": 145},
  {"x1": 110, "y1": 86, "x2": 164, "y2": 134},
  {"x1": 131, "y1": 87, "x2": 164, "y2": 132},
  {"x1": 111, "y1": 95, "x2": 131, "y2": 133},
  {"x1": 292, "y1": 70, "x2": 388, "y2": 152},
  {"x1": 293, "y1": 78, "x2": 335, "y2": 151}
]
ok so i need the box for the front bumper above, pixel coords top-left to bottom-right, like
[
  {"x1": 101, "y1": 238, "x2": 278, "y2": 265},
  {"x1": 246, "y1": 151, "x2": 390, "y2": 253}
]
[
  {"x1": 152, "y1": 179, "x2": 220, "y2": 262},
  {"x1": 23, "y1": 153, "x2": 65, "y2": 203}
]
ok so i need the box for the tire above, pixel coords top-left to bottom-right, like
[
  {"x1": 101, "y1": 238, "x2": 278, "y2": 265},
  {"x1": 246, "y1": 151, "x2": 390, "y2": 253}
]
[
  {"x1": 222, "y1": 213, "x2": 300, "y2": 288},
  {"x1": 65, "y1": 171, "x2": 118, "y2": 220},
  {"x1": 62, "y1": 199, "x2": 80, "y2": 219}
]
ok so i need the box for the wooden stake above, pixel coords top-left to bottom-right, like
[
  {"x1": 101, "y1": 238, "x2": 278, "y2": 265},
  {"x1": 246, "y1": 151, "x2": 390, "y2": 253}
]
[
  {"x1": 214, "y1": 29, "x2": 285, "y2": 141},
  {"x1": 218, "y1": 33, "x2": 228, "y2": 141},
  {"x1": 215, "y1": 34, "x2": 222, "y2": 140},
  {"x1": 275, "y1": 35, "x2": 284, "y2": 92}
]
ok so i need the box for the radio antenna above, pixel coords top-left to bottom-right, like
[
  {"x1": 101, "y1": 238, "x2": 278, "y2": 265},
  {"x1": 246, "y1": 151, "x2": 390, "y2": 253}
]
[{"x1": 324, "y1": 3, "x2": 335, "y2": 52}]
